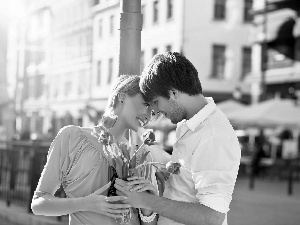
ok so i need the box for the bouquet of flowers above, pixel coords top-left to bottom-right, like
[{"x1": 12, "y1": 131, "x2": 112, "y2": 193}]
[
  {"x1": 91, "y1": 115, "x2": 157, "y2": 224},
  {"x1": 91, "y1": 115, "x2": 182, "y2": 224}
]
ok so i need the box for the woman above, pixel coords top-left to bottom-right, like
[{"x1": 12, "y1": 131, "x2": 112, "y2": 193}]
[{"x1": 31, "y1": 75, "x2": 159, "y2": 225}]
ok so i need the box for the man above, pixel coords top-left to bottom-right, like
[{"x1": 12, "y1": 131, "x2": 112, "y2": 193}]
[{"x1": 115, "y1": 52, "x2": 241, "y2": 225}]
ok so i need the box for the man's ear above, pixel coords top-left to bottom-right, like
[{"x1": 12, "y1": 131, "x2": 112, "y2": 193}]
[
  {"x1": 118, "y1": 92, "x2": 126, "y2": 103},
  {"x1": 169, "y1": 89, "x2": 179, "y2": 99}
]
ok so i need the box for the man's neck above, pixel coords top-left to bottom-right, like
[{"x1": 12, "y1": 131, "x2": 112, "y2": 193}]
[{"x1": 184, "y1": 94, "x2": 208, "y2": 120}]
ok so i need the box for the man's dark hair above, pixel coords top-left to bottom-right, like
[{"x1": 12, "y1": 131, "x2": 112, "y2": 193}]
[{"x1": 139, "y1": 52, "x2": 202, "y2": 102}]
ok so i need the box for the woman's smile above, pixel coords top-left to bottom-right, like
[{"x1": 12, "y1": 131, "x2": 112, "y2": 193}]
[{"x1": 136, "y1": 116, "x2": 149, "y2": 127}]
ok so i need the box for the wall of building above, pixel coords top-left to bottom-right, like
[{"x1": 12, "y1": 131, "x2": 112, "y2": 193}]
[
  {"x1": 141, "y1": 0, "x2": 183, "y2": 65},
  {"x1": 92, "y1": 0, "x2": 120, "y2": 105},
  {"x1": 6, "y1": 0, "x2": 256, "y2": 138},
  {"x1": 248, "y1": 0, "x2": 300, "y2": 103},
  {"x1": 183, "y1": 0, "x2": 253, "y2": 100}
]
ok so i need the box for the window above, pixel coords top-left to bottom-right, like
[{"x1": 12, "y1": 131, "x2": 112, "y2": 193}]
[
  {"x1": 108, "y1": 58, "x2": 113, "y2": 84},
  {"x1": 153, "y1": 1, "x2": 158, "y2": 23},
  {"x1": 97, "y1": 61, "x2": 101, "y2": 85},
  {"x1": 211, "y1": 45, "x2": 226, "y2": 79},
  {"x1": 152, "y1": 48, "x2": 158, "y2": 56},
  {"x1": 244, "y1": 0, "x2": 253, "y2": 22},
  {"x1": 241, "y1": 47, "x2": 252, "y2": 79},
  {"x1": 79, "y1": 35, "x2": 83, "y2": 57},
  {"x1": 140, "y1": 51, "x2": 144, "y2": 73},
  {"x1": 110, "y1": 15, "x2": 114, "y2": 35},
  {"x1": 141, "y1": 5, "x2": 145, "y2": 26},
  {"x1": 64, "y1": 81, "x2": 72, "y2": 97},
  {"x1": 167, "y1": 0, "x2": 173, "y2": 20},
  {"x1": 99, "y1": 19, "x2": 103, "y2": 38},
  {"x1": 214, "y1": 0, "x2": 226, "y2": 20},
  {"x1": 166, "y1": 45, "x2": 172, "y2": 52}
]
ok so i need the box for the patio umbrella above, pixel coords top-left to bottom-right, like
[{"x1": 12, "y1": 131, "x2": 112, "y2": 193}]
[
  {"x1": 228, "y1": 98, "x2": 300, "y2": 128},
  {"x1": 217, "y1": 99, "x2": 248, "y2": 118}
]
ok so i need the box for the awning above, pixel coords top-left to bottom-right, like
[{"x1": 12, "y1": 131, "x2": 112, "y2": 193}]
[
  {"x1": 228, "y1": 98, "x2": 300, "y2": 128},
  {"x1": 267, "y1": 0, "x2": 300, "y2": 12},
  {"x1": 254, "y1": 0, "x2": 300, "y2": 14},
  {"x1": 293, "y1": 17, "x2": 300, "y2": 37},
  {"x1": 265, "y1": 9, "x2": 296, "y2": 42},
  {"x1": 217, "y1": 99, "x2": 248, "y2": 118},
  {"x1": 49, "y1": 102, "x2": 86, "y2": 118}
]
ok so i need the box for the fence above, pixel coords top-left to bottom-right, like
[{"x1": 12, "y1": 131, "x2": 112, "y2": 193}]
[
  {"x1": 0, "y1": 139, "x2": 299, "y2": 216},
  {"x1": 0, "y1": 140, "x2": 65, "y2": 220}
]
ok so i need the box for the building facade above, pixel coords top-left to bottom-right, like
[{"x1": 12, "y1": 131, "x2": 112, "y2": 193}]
[
  {"x1": 90, "y1": 0, "x2": 183, "y2": 116},
  {"x1": 7, "y1": 0, "x2": 95, "y2": 138},
  {"x1": 46, "y1": 0, "x2": 94, "y2": 135},
  {"x1": 7, "y1": 0, "x2": 254, "y2": 139},
  {"x1": 183, "y1": 0, "x2": 253, "y2": 102},
  {"x1": 0, "y1": 0, "x2": 14, "y2": 141},
  {"x1": 246, "y1": 0, "x2": 300, "y2": 103}
]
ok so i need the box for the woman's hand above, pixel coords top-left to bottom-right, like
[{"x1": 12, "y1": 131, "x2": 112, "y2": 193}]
[
  {"x1": 126, "y1": 176, "x2": 158, "y2": 196},
  {"x1": 84, "y1": 181, "x2": 131, "y2": 218}
]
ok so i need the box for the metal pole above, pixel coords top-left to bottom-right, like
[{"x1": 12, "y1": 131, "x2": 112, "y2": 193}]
[
  {"x1": 260, "y1": 0, "x2": 268, "y2": 102},
  {"x1": 119, "y1": 0, "x2": 142, "y2": 151},
  {"x1": 119, "y1": 0, "x2": 142, "y2": 75},
  {"x1": 250, "y1": 0, "x2": 268, "y2": 190}
]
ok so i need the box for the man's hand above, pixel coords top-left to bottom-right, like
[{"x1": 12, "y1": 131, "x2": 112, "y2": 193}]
[{"x1": 114, "y1": 178, "x2": 153, "y2": 209}]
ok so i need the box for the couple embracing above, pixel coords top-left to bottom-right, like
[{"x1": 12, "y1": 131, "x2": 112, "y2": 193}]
[{"x1": 31, "y1": 52, "x2": 241, "y2": 225}]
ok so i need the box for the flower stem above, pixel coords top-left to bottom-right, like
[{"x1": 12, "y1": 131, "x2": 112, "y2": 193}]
[
  {"x1": 134, "y1": 143, "x2": 145, "y2": 155},
  {"x1": 135, "y1": 162, "x2": 166, "y2": 170}
]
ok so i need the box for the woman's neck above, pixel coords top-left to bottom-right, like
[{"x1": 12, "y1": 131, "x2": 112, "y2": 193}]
[
  {"x1": 103, "y1": 111, "x2": 126, "y2": 143},
  {"x1": 109, "y1": 124, "x2": 127, "y2": 144}
]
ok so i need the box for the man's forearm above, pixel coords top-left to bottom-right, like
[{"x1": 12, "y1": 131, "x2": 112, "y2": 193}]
[{"x1": 142, "y1": 194, "x2": 225, "y2": 225}]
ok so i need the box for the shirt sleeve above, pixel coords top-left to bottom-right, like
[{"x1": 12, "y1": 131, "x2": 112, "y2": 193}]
[
  {"x1": 34, "y1": 126, "x2": 77, "y2": 197},
  {"x1": 190, "y1": 137, "x2": 240, "y2": 214}
]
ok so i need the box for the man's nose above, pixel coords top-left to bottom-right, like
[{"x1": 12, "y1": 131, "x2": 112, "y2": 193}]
[{"x1": 151, "y1": 105, "x2": 159, "y2": 115}]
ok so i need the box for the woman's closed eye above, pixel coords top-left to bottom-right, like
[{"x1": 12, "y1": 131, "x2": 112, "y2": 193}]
[{"x1": 144, "y1": 102, "x2": 150, "y2": 107}]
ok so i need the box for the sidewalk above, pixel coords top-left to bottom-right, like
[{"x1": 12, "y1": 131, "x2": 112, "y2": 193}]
[
  {"x1": 0, "y1": 177, "x2": 299, "y2": 225},
  {"x1": 0, "y1": 201, "x2": 68, "y2": 225},
  {"x1": 229, "y1": 176, "x2": 300, "y2": 225}
]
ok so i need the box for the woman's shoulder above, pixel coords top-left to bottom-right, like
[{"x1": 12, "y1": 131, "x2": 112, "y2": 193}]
[
  {"x1": 58, "y1": 125, "x2": 102, "y2": 148},
  {"x1": 80, "y1": 126, "x2": 103, "y2": 149},
  {"x1": 53, "y1": 125, "x2": 100, "y2": 148},
  {"x1": 57, "y1": 125, "x2": 84, "y2": 139},
  {"x1": 54, "y1": 125, "x2": 102, "y2": 156}
]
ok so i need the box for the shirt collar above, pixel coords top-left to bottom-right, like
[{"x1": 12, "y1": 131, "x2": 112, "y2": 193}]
[{"x1": 185, "y1": 97, "x2": 216, "y2": 132}]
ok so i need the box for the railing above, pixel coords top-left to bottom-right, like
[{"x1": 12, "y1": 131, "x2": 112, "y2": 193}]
[
  {"x1": 240, "y1": 155, "x2": 300, "y2": 195},
  {"x1": 0, "y1": 140, "x2": 65, "y2": 220}
]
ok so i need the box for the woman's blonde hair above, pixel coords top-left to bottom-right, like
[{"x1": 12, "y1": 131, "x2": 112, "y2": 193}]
[{"x1": 106, "y1": 75, "x2": 146, "y2": 110}]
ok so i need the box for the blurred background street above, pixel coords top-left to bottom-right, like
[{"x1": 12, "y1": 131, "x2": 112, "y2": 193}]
[{"x1": 0, "y1": 0, "x2": 300, "y2": 224}]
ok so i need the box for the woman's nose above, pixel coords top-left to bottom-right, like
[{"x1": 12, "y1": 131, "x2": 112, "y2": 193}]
[{"x1": 145, "y1": 106, "x2": 152, "y2": 118}]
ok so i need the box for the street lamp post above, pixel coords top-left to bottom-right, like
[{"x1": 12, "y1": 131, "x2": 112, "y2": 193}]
[
  {"x1": 118, "y1": 0, "x2": 142, "y2": 75},
  {"x1": 118, "y1": 0, "x2": 142, "y2": 151},
  {"x1": 260, "y1": 0, "x2": 268, "y2": 102},
  {"x1": 250, "y1": 0, "x2": 268, "y2": 190}
]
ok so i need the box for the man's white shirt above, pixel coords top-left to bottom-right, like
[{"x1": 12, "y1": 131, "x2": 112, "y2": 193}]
[{"x1": 157, "y1": 98, "x2": 241, "y2": 225}]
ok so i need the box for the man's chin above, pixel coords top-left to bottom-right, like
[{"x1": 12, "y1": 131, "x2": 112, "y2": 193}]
[{"x1": 169, "y1": 118, "x2": 179, "y2": 124}]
